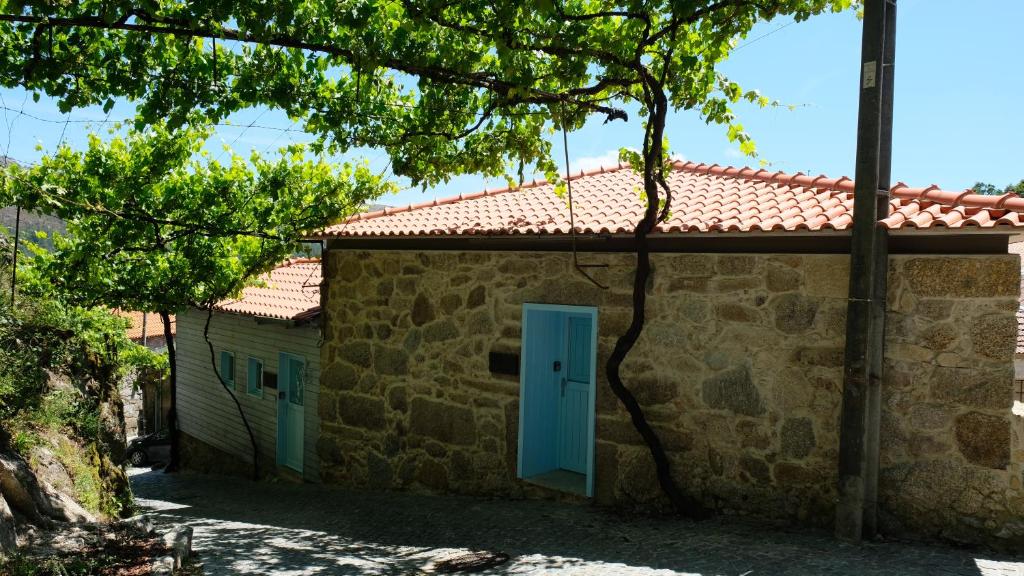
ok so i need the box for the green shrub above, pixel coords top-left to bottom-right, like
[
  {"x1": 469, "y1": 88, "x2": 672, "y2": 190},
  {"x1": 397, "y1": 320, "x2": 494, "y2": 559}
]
[
  {"x1": 32, "y1": 389, "x2": 100, "y2": 440},
  {"x1": 11, "y1": 429, "x2": 39, "y2": 454},
  {"x1": 51, "y1": 438, "x2": 102, "y2": 514},
  {"x1": 0, "y1": 230, "x2": 162, "y2": 520}
]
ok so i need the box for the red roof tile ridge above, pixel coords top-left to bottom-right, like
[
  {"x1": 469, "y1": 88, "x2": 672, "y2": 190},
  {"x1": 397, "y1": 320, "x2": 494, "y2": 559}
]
[
  {"x1": 950, "y1": 190, "x2": 973, "y2": 206},
  {"x1": 322, "y1": 159, "x2": 1024, "y2": 239},
  {"x1": 683, "y1": 162, "x2": 1024, "y2": 210},
  {"x1": 890, "y1": 185, "x2": 1024, "y2": 211},
  {"x1": 672, "y1": 162, "x2": 862, "y2": 195},
  {"x1": 995, "y1": 192, "x2": 1019, "y2": 209},
  {"x1": 833, "y1": 176, "x2": 854, "y2": 191}
]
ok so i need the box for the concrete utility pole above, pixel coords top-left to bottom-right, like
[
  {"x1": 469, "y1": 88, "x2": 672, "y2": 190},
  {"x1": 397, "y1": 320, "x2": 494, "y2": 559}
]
[
  {"x1": 9, "y1": 205, "x2": 19, "y2": 305},
  {"x1": 836, "y1": 0, "x2": 897, "y2": 542}
]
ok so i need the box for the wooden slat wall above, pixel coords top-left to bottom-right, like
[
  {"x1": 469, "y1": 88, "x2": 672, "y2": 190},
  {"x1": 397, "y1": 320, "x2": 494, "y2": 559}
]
[{"x1": 175, "y1": 308, "x2": 321, "y2": 482}]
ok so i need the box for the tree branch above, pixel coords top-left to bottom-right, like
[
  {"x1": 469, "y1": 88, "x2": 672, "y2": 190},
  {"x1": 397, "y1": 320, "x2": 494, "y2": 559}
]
[
  {"x1": 0, "y1": 12, "x2": 629, "y2": 121},
  {"x1": 401, "y1": 0, "x2": 639, "y2": 70},
  {"x1": 645, "y1": 0, "x2": 761, "y2": 48},
  {"x1": 552, "y1": 0, "x2": 652, "y2": 25}
]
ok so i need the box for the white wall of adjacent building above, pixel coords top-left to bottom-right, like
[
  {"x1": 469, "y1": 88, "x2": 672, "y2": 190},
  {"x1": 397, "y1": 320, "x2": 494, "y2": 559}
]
[{"x1": 175, "y1": 307, "x2": 321, "y2": 482}]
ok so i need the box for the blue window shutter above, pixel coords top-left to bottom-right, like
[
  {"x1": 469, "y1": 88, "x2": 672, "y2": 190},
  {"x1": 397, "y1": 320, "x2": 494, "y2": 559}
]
[
  {"x1": 220, "y1": 351, "x2": 234, "y2": 385},
  {"x1": 247, "y1": 358, "x2": 262, "y2": 395}
]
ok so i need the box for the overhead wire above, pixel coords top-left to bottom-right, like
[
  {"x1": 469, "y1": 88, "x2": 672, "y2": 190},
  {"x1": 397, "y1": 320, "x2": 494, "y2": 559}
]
[
  {"x1": 259, "y1": 117, "x2": 302, "y2": 156},
  {"x1": 55, "y1": 113, "x2": 71, "y2": 149},
  {"x1": 4, "y1": 92, "x2": 28, "y2": 160},
  {"x1": 216, "y1": 107, "x2": 268, "y2": 163},
  {"x1": 731, "y1": 20, "x2": 795, "y2": 53},
  {"x1": 0, "y1": 104, "x2": 309, "y2": 134}
]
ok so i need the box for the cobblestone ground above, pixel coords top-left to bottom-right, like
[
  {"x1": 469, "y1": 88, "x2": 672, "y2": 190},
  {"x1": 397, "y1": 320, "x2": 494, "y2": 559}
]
[{"x1": 131, "y1": 470, "x2": 1024, "y2": 575}]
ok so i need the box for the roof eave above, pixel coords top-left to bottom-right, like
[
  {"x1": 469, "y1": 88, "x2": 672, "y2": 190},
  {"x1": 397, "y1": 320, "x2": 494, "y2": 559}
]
[
  {"x1": 886, "y1": 226, "x2": 1021, "y2": 236},
  {"x1": 321, "y1": 230, "x2": 856, "y2": 241},
  {"x1": 322, "y1": 226, "x2": 1022, "y2": 241},
  {"x1": 209, "y1": 306, "x2": 322, "y2": 325}
]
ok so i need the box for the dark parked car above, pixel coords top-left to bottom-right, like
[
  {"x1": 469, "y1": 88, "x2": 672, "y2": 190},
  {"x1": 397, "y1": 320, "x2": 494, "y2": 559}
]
[{"x1": 126, "y1": 430, "x2": 171, "y2": 467}]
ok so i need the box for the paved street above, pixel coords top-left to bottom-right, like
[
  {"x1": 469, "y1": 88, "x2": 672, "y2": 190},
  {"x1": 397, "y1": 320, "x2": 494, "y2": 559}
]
[{"x1": 131, "y1": 469, "x2": 1024, "y2": 575}]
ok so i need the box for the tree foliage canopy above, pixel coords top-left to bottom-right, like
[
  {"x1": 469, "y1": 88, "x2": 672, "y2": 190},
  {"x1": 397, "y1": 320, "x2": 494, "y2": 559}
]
[
  {"x1": 1, "y1": 125, "x2": 391, "y2": 474},
  {"x1": 1, "y1": 0, "x2": 853, "y2": 186},
  {"x1": 1, "y1": 125, "x2": 391, "y2": 313}
]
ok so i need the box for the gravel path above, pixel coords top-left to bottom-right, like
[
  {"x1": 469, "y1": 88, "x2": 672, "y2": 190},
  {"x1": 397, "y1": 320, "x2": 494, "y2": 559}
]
[{"x1": 131, "y1": 469, "x2": 1024, "y2": 575}]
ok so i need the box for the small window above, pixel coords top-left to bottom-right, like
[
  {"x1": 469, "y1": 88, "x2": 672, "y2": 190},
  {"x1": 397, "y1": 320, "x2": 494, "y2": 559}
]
[
  {"x1": 247, "y1": 357, "x2": 264, "y2": 397},
  {"x1": 219, "y1": 351, "x2": 235, "y2": 388}
]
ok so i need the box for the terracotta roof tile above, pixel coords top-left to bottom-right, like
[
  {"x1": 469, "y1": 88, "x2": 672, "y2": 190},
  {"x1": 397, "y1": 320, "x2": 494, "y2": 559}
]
[
  {"x1": 318, "y1": 161, "x2": 1024, "y2": 238},
  {"x1": 213, "y1": 259, "x2": 321, "y2": 321},
  {"x1": 116, "y1": 310, "x2": 174, "y2": 341}
]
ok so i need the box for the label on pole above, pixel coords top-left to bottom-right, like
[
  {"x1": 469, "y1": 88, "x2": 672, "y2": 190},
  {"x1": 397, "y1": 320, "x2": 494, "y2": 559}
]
[{"x1": 862, "y1": 61, "x2": 878, "y2": 89}]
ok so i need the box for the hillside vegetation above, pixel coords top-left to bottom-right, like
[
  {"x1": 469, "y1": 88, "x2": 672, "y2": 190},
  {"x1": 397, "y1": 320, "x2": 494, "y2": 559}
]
[
  {"x1": 0, "y1": 230, "x2": 166, "y2": 564},
  {"x1": 0, "y1": 207, "x2": 66, "y2": 252}
]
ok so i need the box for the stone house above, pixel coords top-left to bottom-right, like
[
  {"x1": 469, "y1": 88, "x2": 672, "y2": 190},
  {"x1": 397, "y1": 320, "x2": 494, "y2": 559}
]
[
  {"x1": 307, "y1": 161, "x2": 1024, "y2": 547},
  {"x1": 176, "y1": 259, "x2": 322, "y2": 481},
  {"x1": 116, "y1": 310, "x2": 173, "y2": 438}
]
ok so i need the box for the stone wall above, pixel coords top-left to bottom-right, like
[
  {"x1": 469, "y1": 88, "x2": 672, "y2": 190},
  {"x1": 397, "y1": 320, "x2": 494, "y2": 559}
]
[
  {"x1": 318, "y1": 249, "x2": 1021, "y2": 544},
  {"x1": 121, "y1": 377, "x2": 143, "y2": 438},
  {"x1": 179, "y1": 430, "x2": 257, "y2": 479},
  {"x1": 879, "y1": 256, "x2": 1022, "y2": 544}
]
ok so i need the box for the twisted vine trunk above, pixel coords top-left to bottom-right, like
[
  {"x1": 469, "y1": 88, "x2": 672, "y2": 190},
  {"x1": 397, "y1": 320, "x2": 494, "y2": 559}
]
[
  {"x1": 202, "y1": 307, "x2": 260, "y2": 480},
  {"x1": 159, "y1": 310, "x2": 180, "y2": 473},
  {"x1": 605, "y1": 85, "x2": 708, "y2": 519}
]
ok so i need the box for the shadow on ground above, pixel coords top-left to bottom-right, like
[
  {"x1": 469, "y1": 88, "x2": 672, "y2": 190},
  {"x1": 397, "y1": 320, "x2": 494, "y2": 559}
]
[{"x1": 130, "y1": 470, "x2": 1022, "y2": 575}]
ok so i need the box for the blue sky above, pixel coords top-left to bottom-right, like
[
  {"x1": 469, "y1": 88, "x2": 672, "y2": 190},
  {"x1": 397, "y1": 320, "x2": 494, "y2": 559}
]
[{"x1": 1, "y1": 0, "x2": 1021, "y2": 208}]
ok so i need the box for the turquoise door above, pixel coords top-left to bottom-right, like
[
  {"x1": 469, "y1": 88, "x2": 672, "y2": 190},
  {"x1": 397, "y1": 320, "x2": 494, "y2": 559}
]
[
  {"x1": 519, "y1": 308, "x2": 563, "y2": 478},
  {"x1": 277, "y1": 353, "x2": 305, "y2": 473},
  {"x1": 518, "y1": 304, "x2": 597, "y2": 496},
  {"x1": 558, "y1": 315, "x2": 592, "y2": 474}
]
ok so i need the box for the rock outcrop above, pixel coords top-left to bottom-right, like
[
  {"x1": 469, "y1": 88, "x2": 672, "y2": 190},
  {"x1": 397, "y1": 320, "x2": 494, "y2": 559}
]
[
  {"x1": 0, "y1": 447, "x2": 108, "y2": 561},
  {"x1": 0, "y1": 449, "x2": 96, "y2": 532},
  {"x1": 0, "y1": 492, "x2": 16, "y2": 559}
]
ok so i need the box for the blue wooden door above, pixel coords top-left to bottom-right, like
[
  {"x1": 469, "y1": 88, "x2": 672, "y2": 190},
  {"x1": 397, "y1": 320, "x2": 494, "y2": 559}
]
[
  {"x1": 519, "y1": 308, "x2": 563, "y2": 478},
  {"x1": 277, "y1": 353, "x2": 305, "y2": 473},
  {"x1": 558, "y1": 315, "x2": 591, "y2": 474}
]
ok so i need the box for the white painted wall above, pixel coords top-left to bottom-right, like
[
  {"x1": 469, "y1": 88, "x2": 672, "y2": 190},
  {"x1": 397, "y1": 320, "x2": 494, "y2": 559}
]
[{"x1": 175, "y1": 308, "x2": 321, "y2": 482}]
